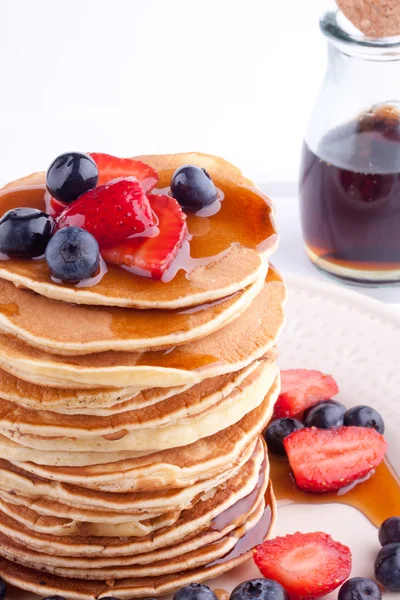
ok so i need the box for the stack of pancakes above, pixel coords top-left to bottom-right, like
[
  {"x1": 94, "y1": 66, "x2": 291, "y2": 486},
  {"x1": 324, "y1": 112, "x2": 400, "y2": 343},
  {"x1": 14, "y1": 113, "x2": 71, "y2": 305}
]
[{"x1": 0, "y1": 154, "x2": 285, "y2": 599}]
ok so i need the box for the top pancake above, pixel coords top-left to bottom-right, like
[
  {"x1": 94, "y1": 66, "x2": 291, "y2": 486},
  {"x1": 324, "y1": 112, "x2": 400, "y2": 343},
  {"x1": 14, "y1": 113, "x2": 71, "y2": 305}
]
[{"x1": 0, "y1": 153, "x2": 278, "y2": 309}]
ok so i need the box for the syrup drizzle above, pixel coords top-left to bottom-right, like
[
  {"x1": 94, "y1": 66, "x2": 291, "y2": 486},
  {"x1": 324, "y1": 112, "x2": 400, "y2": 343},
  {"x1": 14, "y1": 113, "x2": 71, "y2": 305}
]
[{"x1": 270, "y1": 456, "x2": 400, "y2": 528}]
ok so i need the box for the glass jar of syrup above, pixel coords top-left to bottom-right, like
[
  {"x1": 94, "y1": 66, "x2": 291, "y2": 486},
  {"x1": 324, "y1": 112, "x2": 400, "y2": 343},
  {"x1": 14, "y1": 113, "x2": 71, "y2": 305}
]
[{"x1": 299, "y1": 10, "x2": 400, "y2": 285}]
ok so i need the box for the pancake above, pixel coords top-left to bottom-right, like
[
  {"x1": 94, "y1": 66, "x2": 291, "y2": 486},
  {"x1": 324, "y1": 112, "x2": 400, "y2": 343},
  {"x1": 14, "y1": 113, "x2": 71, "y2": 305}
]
[
  {"x1": 0, "y1": 361, "x2": 277, "y2": 454},
  {"x1": 0, "y1": 486, "x2": 276, "y2": 599},
  {"x1": 0, "y1": 267, "x2": 285, "y2": 389},
  {"x1": 0, "y1": 368, "x2": 142, "y2": 413},
  {"x1": 0, "y1": 361, "x2": 261, "y2": 438},
  {"x1": 0, "y1": 441, "x2": 266, "y2": 556},
  {"x1": 0, "y1": 153, "x2": 278, "y2": 309},
  {"x1": 3, "y1": 373, "x2": 279, "y2": 469},
  {"x1": 0, "y1": 268, "x2": 266, "y2": 355}
]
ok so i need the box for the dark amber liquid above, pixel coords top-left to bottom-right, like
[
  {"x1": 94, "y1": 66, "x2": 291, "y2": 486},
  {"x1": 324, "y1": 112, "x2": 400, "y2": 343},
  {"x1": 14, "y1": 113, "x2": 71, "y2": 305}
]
[
  {"x1": 300, "y1": 106, "x2": 400, "y2": 281},
  {"x1": 270, "y1": 456, "x2": 400, "y2": 528}
]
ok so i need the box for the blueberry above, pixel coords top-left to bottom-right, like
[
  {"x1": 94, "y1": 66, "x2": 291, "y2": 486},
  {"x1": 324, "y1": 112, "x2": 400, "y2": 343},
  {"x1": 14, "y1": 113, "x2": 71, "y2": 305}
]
[
  {"x1": 43, "y1": 596, "x2": 67, "y2": 600},
  {"x1": 0, "y1": 208, "x2": 53, "y2": 258},
  {"x1": 344, "y1": 405, "x2": 385, "y2": 434},
  {"x1": 375, "y1": 542, "x2": 400, "y2": 591},
  {"x1": 264, "y1": 418, "x2": 304, "y2": 456},
  {"x1": 0, "y1": 578, "x2": 6, "y2": 600},
  {"x1": 338, "y1": 577, "x2": 381, "y2": 600},
  {"x1": 45, "y1": 227, "x2": 99, "y2": 283},
  {"x1": 230, "y1": 578, "x2": 288, "y2": 600},
  {"x1": 173, "y1": 583, "x2": 217, "y2": 600},
  {"x1": 303, "y1": 400, "x2": 346, "y2": 429},
  {"x1": 46, "y1": 152, "x2": 98, "y2": 204},
  {"x1": 379, "y1": 517, "x2": 400, "y2": 545},
  {"x1": 171, "y1": 165, "x2": 218, "y2": 211}
]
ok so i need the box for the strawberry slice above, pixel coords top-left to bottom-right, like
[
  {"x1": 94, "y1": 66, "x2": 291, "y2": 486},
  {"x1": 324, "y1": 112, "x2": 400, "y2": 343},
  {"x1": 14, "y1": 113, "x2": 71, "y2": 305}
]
[
  {"x1": 254, "y1": 531, "x2": 352, "y2": 598},
  {"x1": 102, "y1": 194, "x2": 187, "y2": 279},
  {"x1": 56, "y1": 177, "x2": 155, "y2": 248},
  {"x1": 89, "y1": 153, "x2": 158, "y2": 192},
  {"x1": 284, "y1": 426, "x2": 387, "y2": 492},
  {"x1": 274, "y1": 369, "x2": 339, "y2": 418},
  {"x1": 48, "y1": 196, "x2": 68, "y2": 219}
]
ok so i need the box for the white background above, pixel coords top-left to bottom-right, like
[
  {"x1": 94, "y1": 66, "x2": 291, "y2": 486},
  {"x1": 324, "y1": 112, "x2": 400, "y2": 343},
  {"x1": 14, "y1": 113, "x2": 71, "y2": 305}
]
[{"x1": 0, "y1": 0, "x2": 328, "y2": 186}]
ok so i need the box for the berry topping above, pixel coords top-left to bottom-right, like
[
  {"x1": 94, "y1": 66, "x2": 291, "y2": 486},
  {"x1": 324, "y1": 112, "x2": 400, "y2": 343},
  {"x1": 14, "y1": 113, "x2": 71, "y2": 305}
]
[
  {"x1": 230, "y1": 579, "x2": 288, "y2": 600},
  {"x1": 46, "y1": 152, "x2": 98, "y2": 204},
  {"x1": 173, "y1": 583, "x2": 217, "y2": 600},
  {"x1": 0, "y1": 208, "x2": 53, "y2": 258},
  {"x1": 284, "y1": 426, "x2": 387, "y2": 492},
  {"x1": 254, "y1": 532, "x2": 351, "y2": 598},
  {"x1": 0, "y1": 578, "x2": 6, "y2": 600},
  {"x1": 344, "y1": 405, "x2": 385, "y2": 434},
  {"x1": 264, "y1": 418, "x2": 304, "y2": 456},
  {"x1": 45, "y1": 227, "x2": 100, "y2": 283},
  {"x1": 89, "y1": 153, "x2": 158, "y2": 192},
  {"x1": 48, "y1": 196, "x2": 68, "y2": 220},
  {"x1": 171, "y1": 165, "x2": 218, "y2": 211},
  {"x1": 379, "y1": 517, "x2": 400, "y2": 546},
  {"x1": 338, "y1": 577, "x2": 382, "y2": 600},
  {"x1": 375, "y1": 543, "x2": 400, "y2": 592},
  {"x1": 273, "y1": 369, "x2": 339, "y2": 419},
  {"x1": 43, "y1": 597, "x2": 68, "y2": 600},
  {"x1": 56, "y1": 177, "x2": 155, "y2": 249},
  {"x1": 303, "y1": 399, "x2": 346, "y2": 429},
  {"x1": 102, "y1": 194, "x2": 187, "y2": 279}
]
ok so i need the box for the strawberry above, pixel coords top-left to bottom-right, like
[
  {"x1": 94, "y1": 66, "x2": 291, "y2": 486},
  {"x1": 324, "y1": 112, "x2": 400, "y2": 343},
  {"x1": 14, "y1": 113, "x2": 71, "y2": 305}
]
[
  {"x1": 284, "y1": 426, "x2": 387, "y2": 492},
  {"x1": 254, "y1": 531, "x2": 352, "y2": 599},
  {"x1": 102, "y1": 194, "x2": 187, "y2": 279},
  {"x1": 48, "y1": 196, "x2": 68, "y2": 219},
  {"x1": 56, "y1": 178, "x2": 155, "y2": 248},
  {"x1": 89, "y1": 153, "x2": 158, "y2": 191},
  {"x1": 274, "y1": 369, "x2": 339, "y2": 418}
]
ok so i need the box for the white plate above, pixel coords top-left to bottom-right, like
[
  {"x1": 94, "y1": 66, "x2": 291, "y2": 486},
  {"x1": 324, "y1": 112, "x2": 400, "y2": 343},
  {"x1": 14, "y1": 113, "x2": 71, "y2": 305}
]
[
  {"x1": 12, "y1": 274, "x2": 400, "y2": 600},
  {"x1": 212, "y1": 274, "x2": 400, "y2": 600}
]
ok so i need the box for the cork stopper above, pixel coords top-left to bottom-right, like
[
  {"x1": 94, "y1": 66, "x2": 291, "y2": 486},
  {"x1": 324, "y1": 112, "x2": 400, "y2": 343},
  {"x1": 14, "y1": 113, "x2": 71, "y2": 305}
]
[{"x1": 337, "y1": 0, "x2": 400, "y2": 38}]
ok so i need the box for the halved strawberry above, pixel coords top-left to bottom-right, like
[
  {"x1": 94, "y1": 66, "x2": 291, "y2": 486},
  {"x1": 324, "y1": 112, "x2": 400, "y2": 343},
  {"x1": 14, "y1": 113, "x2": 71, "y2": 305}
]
[
  {"x1": 284, "y1": 426, "x2": 387, "y2": 492},
  {"x1": 102, "y1": 194, "x2": 187, "y2": 279},
  {"x1": 56, "y1": 178, "x2": 155, "y2": 248},
  {"x1": 48, "y1": 196, "x2": 68, "y2": 219},
  {"x1": 89, "y1": 153, "x2": 158, "y2": 191},
  {"x1": 274, "y1": 369, "x2": 339, "y2": 418},
  {"x1": 254, "y1": 531, "x2": 352, "y2": 598}
]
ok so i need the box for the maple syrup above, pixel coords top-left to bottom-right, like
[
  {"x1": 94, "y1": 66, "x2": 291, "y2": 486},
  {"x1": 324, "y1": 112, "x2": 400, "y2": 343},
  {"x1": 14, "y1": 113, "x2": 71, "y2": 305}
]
[
  {"x1": 300, "y1": 105, "x2": 400, "y2": 284},
  {"x1": 270, "y1": 456, "x2": 400, "y2": 528}
]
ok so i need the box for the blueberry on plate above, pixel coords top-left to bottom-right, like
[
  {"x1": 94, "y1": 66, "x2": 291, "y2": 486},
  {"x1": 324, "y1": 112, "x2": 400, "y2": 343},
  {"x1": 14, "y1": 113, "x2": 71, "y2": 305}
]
[
  {"x1": 173, "y1": 583, "x2": 217, "y2": 600},
  {"x1": 45, "y1": 227, "x2": 99, "y2": 283},
  {"x1": 46, "y1": 152, "x2": 99, "y2": 204},
  {"x1": 230, "y1": 578, "x2": 288, "y2": 600},
  {"x1": 303, "y1": 399, "x2": 346, "y2": 429},
  {"x1": 171, "y1": 165, "x2": 218, "y2": 211},
  {"x1": 264, "y1": 418, "x2": 304, "y2": 456},
  {"x1": 338, "y1": 577, "x2": 381, "y2": 600},
  {"x1": 42, "y1": 596, "x2": 68, "y2": 600},
  {"x1": 343, "y1": 405, "x2": 385, "y2": 434},
  {"x1": 0, "y1": 577, "x2": 6, "y2": 600},
  {"x1": 0, "y1": 207, "x2": 53, "y2": 258},
  {"x1": 375, "y1": 542, "x2": 400, "y2": 591},
  {"x1": 379, "y1": 517, "x2": 400, "y2": 545}
]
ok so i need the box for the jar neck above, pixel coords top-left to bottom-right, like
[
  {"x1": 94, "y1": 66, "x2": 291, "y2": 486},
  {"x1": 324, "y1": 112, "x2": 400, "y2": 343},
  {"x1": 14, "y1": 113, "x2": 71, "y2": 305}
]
[{"x1": 326, "y1": 43, "x2": 400, "y2": 104}]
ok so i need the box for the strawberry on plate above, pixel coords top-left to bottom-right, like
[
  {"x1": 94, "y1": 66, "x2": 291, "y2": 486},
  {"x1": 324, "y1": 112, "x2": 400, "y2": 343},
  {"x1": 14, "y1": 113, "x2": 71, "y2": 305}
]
[
  {"x1": 48, "y1": 196, "x2": 68, "y2": 219},
  {"x1": 254, "y1": 531, "x2": 352, "y2": 599},
  {"x1": 274, "y1": 369, "x2": 339, "y2": 418},
  {"x1": 89, "y1": 153, "x2": 158, "y2": 191},
  {"x1": 56, "y1": 177, "x2": 155, "y2": 248},
  {"x1": 102, "y1": 194, "x2": 187, "y2": 280},
  {"x1": 284, "y1": 426, "x2": 387, "y2": 492}
]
